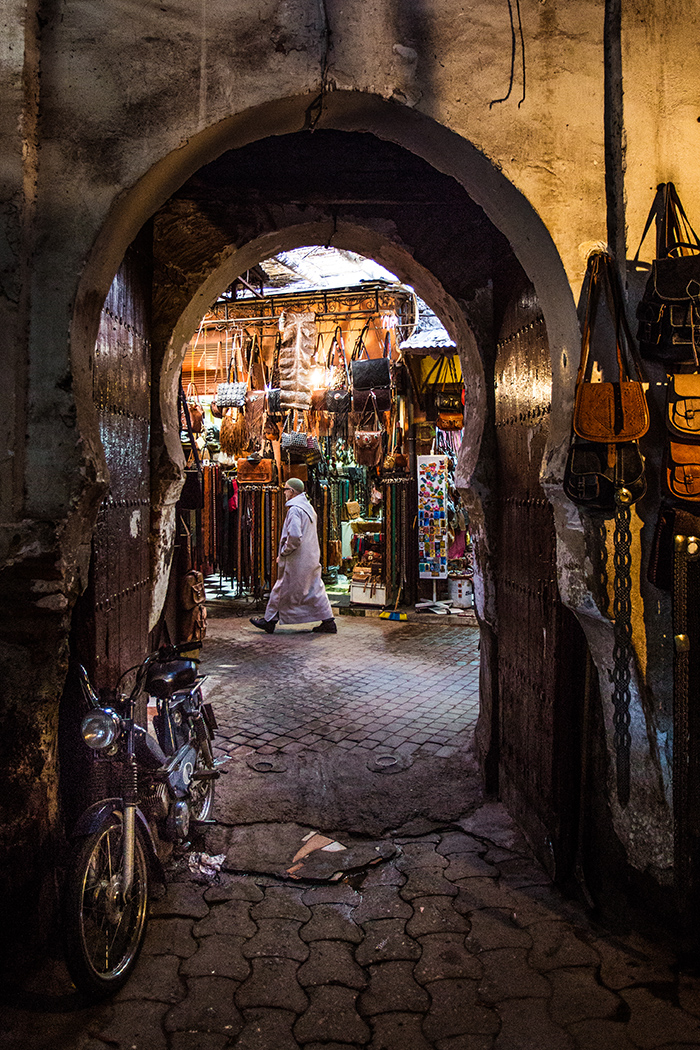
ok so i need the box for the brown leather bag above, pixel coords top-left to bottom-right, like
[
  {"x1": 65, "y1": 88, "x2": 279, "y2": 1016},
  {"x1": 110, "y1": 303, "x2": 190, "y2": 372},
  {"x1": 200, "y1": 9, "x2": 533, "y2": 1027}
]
[
  {"x1": 237, "y1": 456, "x2": 274, "y2": 484},
  {"x1": 666, "y1": 440, "x2": 700, "y2": 501},
  {"x1": 573, "y1": 252, "x2": 649, "y2": 444},
  {"x1": 666, "y1": 372, "x2": 700, "y2": 439}
]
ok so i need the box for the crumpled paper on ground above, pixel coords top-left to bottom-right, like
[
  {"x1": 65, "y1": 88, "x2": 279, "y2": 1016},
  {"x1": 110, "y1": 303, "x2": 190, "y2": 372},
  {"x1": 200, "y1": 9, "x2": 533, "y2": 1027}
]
[{"x1": 188, "y1": 851, "x2": 226, "y2": 880}]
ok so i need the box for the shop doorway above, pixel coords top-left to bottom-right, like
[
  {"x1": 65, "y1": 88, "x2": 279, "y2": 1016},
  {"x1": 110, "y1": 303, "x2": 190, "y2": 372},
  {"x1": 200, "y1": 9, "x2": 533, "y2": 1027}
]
[
  {"x1": 69, "y1": 119, "x2": 588, "y2": 886},
  {"x1": 173, "y1": 247, "x2": 472, "y2": 630}
]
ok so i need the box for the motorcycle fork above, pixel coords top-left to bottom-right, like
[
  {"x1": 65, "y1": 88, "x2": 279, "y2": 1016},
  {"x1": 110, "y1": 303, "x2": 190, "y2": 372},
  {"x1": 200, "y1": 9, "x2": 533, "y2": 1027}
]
[{"x1": 121, "y1": 721, "x2": 139, "y2": 897}]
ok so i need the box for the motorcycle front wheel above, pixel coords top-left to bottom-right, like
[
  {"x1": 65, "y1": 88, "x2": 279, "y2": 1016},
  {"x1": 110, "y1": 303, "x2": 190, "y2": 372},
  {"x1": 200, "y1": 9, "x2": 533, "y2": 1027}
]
[{"x1": 63, "y1": 816, "x2": 149, "y2": 998}]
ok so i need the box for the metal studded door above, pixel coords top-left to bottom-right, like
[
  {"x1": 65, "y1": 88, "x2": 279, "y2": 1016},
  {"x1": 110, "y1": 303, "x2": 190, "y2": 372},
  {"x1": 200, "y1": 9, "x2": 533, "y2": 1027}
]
[
  {"x1": 494, "y1": 285, "x2": 587, "y2": 879},
  {"x1": 88, "y1": 235, "x2": 152, "y2": 690}
]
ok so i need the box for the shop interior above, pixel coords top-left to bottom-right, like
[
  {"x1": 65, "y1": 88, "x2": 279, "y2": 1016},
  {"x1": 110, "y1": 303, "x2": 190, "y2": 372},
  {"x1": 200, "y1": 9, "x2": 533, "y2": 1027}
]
[{"x1": 175, "y1": 248, "x2": 473, "y2": 632}]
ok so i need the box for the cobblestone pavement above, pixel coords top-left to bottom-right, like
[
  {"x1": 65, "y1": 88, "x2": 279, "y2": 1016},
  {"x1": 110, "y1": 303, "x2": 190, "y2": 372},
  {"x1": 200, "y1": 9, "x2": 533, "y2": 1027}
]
[
  {"x1": 4, "y1": 615, "x2": 700, "y2": 1050},
  {"x1": 203, "y1": 614, "x2": 481, "y2": 761}
]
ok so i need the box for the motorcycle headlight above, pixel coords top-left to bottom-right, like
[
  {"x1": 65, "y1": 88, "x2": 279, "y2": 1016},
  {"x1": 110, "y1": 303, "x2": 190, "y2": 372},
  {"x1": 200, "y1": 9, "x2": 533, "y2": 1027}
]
[{"x1": 81, "y1": 708, "x2": 122, "y2": 750}]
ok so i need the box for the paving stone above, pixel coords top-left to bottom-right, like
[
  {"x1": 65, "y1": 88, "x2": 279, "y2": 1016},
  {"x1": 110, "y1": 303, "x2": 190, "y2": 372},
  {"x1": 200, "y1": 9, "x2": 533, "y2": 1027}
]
[
  {"x1": 234, "y1": 1008, "x2": 300, "y2": 1049},
  {"x1": 250, "y1": 885, "x2": 312, "y2": 921},
  {"x1": 527, "y1": 920, "x2": 600, "y2": 971},
  {"x1": 301, "y1": 883, "x2": 362, "y2": 907},
  {"x1": 293, "y1": 985, "x2": 371, "y2": 1045},
  {"x1": 506, "y1": 884, "x2": 587, "y2": 928},
  {"x1": 358, "y1": 961, "x2": 430, "y2": 1015},
  {"x1": 422, "y1": 979, "x2": 500, "y2": 1041},
  {"x1": 298, "y1": 940, "x2": 367, "y2": 988},
  {"x1": 405, "y1": 896, "x2": 469, "y2": 937},
  {"x1": 242, "y1": 918, "x2": 310, "y2": 961},
  {"x1": 453, "y1": 878, "x2": 518, "y2": 912},
  {"x1": 465, "y1": 908, "x2": 533, "y2": 951},
  {"x1": 414, "y1": 933, "x2": 482, "y2": 983},
  {"x1": 442, "y1": 854, "x2": 498, "y2": 880},
  {"x1": 369, "y1": 1011, "x2": 434, "y2": 1050},
  {"x1": 494, "y1": 997, "x2": 575, "y2": 1049},
  {"x1": 678, "y1": 974, "x2": 700, "y2": 1017},
  {"x1": 181, "y1": 934, "x2": 250, "y2": 980},
  {"x1": 457, "y1": 803, "x2": 529, "y2": 853},
  {"x1": 235, "y1": 958, "x2": 309, "y2": 1013},
  {"x1": 399, "y1": 866, "x2": 458, "y2": 900},
  {"x1": 169, "y1": 1032, "x2": 230, "y2": 1050},
  {"x1": 360, "y1": 862, "x2": 406, "y2": 888},
  {"x1": 477, "y1": 947, "x2": 550, "y2": 1001},
  {"x1": 114, "y1": 953, "x2": 184, "y2": 1002},
  {"x1": 590, "y1": 931, "x2": 676, "y2": 990},
  {"x1": 301, "y1": 903, "x2": 364, "y2": 943},
  {"x1": 193, "y1": 900, "x2": 257, "y2": 938},
  {"x1": 150, "y1": 882, "x2": 210, "y2": 919},
  {"x1": 352, "y1": 888, "x2": 413, "y2": 923},
  {"x1": 566, "y1": 1018, "x2": 639, "y2": 1050},
  {"x1": 619, "y1": 985, "x2": 700, "y2": 1048},
  {"x1": 396, "y1": 843, "x2": 448, "y2": 870},
  {"x1": 496, "y1": 857, "x2": 552, "y2": 887},
  {"x1": 92, "y1": 999, "x2": 169, "y2": 1050},
  {"x1": 547, "y1": 966, "x2": 621, "y2": 1025},
  {"x1": 304, "y1": 1044, "x2": 364, "y2": 1050},
  {"x1": 142, "y1": 917, "x2": 198, "y2": 957},
  {"x1": 164, "y1": 976, "x2": 243, "y2": 1035},
  {"x1": 434, "y1": 1036, "x2": 495, "y2": 1050},
  {"x1": 354, "y1": 918, "x2": 422, "y2": 965},
  {"x1": 204, "y1": 879, "x2": 265, "y2": 903}
]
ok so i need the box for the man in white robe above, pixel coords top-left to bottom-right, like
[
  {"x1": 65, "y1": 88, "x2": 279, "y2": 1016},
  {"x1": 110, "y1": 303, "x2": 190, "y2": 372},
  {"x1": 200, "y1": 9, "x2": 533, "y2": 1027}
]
[{"x1": 250, "y1": 478, "x2": 337, "y2": 634}]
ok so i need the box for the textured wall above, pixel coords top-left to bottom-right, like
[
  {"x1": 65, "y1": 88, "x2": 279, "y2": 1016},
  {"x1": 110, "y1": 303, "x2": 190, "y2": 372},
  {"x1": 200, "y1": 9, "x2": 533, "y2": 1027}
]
[{"x1": 2, "y1": 0, "x2": 700, "y2": 939}]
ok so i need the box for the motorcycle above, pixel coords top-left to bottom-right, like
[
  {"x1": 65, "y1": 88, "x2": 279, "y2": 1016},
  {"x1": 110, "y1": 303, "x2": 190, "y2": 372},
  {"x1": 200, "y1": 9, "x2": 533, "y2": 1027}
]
[{"x1": 62, "y1": 644, "x2": 222, "y2": 998}]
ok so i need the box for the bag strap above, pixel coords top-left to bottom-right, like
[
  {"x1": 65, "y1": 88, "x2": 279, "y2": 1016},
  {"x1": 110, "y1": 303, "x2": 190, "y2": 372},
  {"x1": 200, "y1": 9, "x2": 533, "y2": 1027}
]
[
  {"x1": 634, "y1": 183, "x2": 700, "y2": 264},
  {"x1": 351, "y1": 321, "x2": 371, "y2": 362},
  {"x1": 577, "y1": 252, "x2": 646, "y2": 387},
  {"x1": 179, "y1": 379, "x2": 202, "y2": 474}
]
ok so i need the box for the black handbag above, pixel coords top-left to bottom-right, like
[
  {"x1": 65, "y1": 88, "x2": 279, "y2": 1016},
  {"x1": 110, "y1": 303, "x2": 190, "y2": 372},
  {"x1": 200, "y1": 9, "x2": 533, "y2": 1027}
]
[
  {"x1": 563, "y1": 436, "x2": 646, "y2": 513},
  {"x1": 634, "y1": 183, "x2": 700, "y2": 362},
  {"x1": 351, "y1": 322, "x2": 392, "y2": 392}
]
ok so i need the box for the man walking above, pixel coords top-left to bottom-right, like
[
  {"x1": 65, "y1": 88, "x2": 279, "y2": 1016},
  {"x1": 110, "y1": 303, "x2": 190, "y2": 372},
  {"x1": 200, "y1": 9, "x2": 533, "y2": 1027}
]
[{"x1": 250, "y1": 478, "x2": 337, "y2": 634}]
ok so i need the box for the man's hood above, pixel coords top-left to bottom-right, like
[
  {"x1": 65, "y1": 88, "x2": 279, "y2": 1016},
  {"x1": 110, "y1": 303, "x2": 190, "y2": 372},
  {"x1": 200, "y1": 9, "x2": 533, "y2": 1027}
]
[{"x1": 287, "y1": 493, "x2": 315, "y2": 521}]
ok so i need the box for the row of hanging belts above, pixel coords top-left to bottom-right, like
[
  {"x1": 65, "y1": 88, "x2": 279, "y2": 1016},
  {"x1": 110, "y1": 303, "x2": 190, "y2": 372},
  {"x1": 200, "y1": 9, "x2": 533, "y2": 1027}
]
[
  {"x1": 234, "y1": 484, "x2": 282, "y2": 600},
  {"x1": 382, "y1": 477, "x2": 415, "y2": 607}
]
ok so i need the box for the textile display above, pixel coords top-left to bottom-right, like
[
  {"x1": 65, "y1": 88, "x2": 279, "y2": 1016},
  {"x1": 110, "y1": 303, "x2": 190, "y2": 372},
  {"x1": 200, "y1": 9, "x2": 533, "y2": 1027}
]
[
  {"x1": 278, "y1": 311, "x2": 316, "y2": 411},
  {"x1": 417, "y1": 455, "x2": 449, "y2": 579}
]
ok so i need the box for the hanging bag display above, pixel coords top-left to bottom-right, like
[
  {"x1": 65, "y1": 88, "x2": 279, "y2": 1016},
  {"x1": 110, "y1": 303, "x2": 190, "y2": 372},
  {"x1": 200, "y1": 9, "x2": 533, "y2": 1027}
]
[
  {"x1": 573, "y1": 253, "x2": 649, "y2": 444},
  {"x1": 635, "y1": 183, "x2": 700, "y2": 362},
  {"x1": 216, "y1": 331, "x2": 248, "y2": 409}
]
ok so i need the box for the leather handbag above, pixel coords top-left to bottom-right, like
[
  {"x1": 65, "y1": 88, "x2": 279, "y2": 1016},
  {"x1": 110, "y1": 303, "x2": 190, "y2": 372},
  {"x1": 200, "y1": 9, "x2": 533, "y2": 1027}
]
[
  {"x1": 635, "y1": 183, "x2": 700, "y2": 362},
  {"x1": 216, "y1": 358, "x2": 247, "y2": 409},
  {"x1": 666, "y1": 440, "x2": 700, "y2": 501},
  {"x1": 236, "y1": 455, "x2": 274, "y2": 484},
  {"x1": 354, "y1": 430, "x2": 383, "y2": 468},
  {"x1": 564, "y1": 436, "x2": 646, "y2": 512},
  {"x1": 573, "y1": 252, "x2": 649, "y2": 443},
  {"x1": 666, "y1": 372, "x2": 700, "y2": 440},
  {"x1": 351, "y1": 322, "x2": 392, "y2": 392},
  {"x1": 422, "y1": 354, "x2": 461, "y2": 423},
  {"x1": 436, "y1": 409, "x2": 464, "y2": 432}
]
